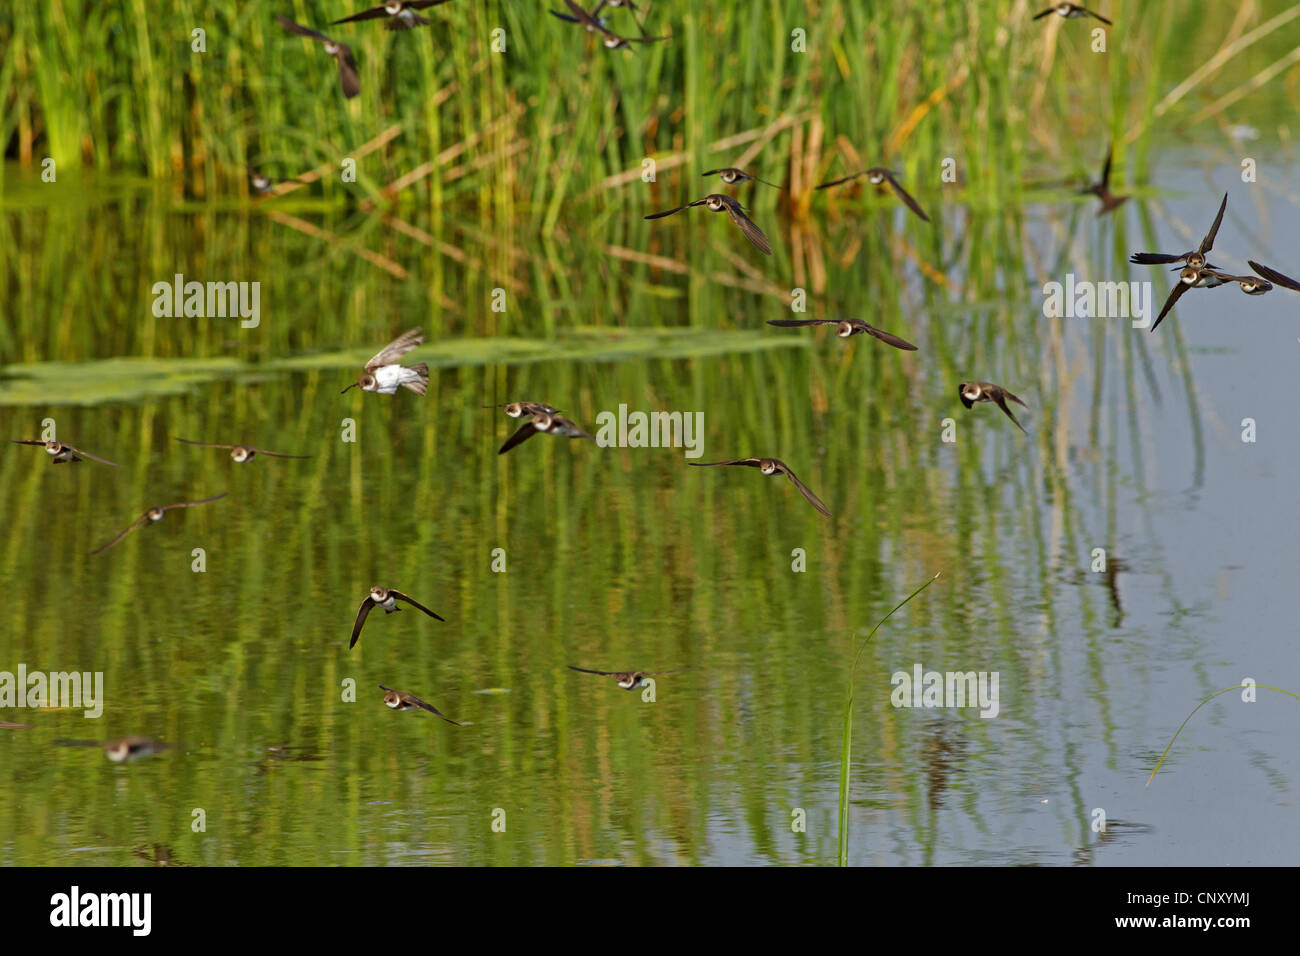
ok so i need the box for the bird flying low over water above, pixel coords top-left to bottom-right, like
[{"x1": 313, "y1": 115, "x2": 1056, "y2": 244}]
[
  {"x1": 567, "y1": 666, "x2": 685, "y2": 690},
  {"x1": 1080, "y1": 144, "x2": 1126, "y2": 215},
  {"x1": 645, "y1": 194, "x2": 773, "y2": 255},
  {"x1": 248, "y1": 168, "x2": 303, "y2": 195},
  {"x1": 341, "y1": 328, "x2": 429, "y2": 396},
  {"x1": 484, "y1": 401, "x2": 563, "y2": 419},
  {"x1": 1133, "y1": 194, "x2": 1230, "y2": 332},
  {"x1": 815, "y1": 167, "x2": 930, "y2": 222},
  {"x1": 350, "y1": 586, "x2": 445, "y2": 649},
  {"x1": 174, "y1": 439, "x2": 310, "y2": 463},
  {"x1": 1033, "y1": 3, "x2": 1111, "y2": 24},
  {"x1": 1130, "y1": 193, "x2": 1227, "y2": 269},
  {"x1": 689, "y1": 458, "x2": 831, "y2": 517},
  {"x1": 556, "y1": 0, "x2": 669, "y2": 50},
  {"x1": 766, "y1": 319, "x2": 918, "y2": 351},
  {"x1": 1199, "y1": 268, "x2": 1272, "y2": 295},
  {"x1": 958, "y1": 383, "x2": 1028, "y2": 434},
  {"x1": 498, "y1": 411, "x2": 595, "y2": 455},
  {"x1": 56, "y1": 738, "x2": 171, "y2": 763},
  {"x1": 1248, "y1": 261, "x2": 1300, "y2": 293},
  {"x1": 702, "y1": 167, "x2": 782, "y2": 189},
  {"x1": 91, "y1": 495, "x2": 228, "y2": 555},
  {"x1": 379, "y1": 685, "x2": 464, "y2": 724},
  {"x1": 332, "y1": 1, "x2": 454, "y2": 30},
  {"x1": 11, "y1": 439, "x2": 118, "y2": 465},
  {"x1": 275, "y1": 15, "x2": 360, "y2": 99},
  {"x1": 1149, "y1": 265, "x2": 1225, "y2": 333}
]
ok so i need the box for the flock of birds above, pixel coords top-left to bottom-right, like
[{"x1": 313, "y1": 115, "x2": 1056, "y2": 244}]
[{"x1": 24, "y1": 2, "x2": 1300, "y2": 758}]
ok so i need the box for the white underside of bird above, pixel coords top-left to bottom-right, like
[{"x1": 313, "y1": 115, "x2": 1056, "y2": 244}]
[{"x1": 371, "y1": 364, "x2": 421, "y2": 394}]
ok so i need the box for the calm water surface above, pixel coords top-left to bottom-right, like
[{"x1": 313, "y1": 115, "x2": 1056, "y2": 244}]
[{"x1": 1, "y1": 153, "x2": 1298, "y2": 866}]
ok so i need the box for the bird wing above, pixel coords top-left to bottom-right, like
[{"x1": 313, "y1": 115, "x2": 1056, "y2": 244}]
[
  {"x1": 723, "y1": 198, "x2": 773, "y2": 255},
  {"x1": 161, "y1": 493, "x2": 229, "y2": 511},
  {"x1": 555, "y1": 416, "x2": 596, "y2": 440},
  {"x1": 854, "y1": 322, "x2": 918, "y2": 351},
  {"x1": 336, "y1": 46, "x2": 361, "y2": 99},
  {"x1": 689, "y1": 459, "x2": 763, "y2": 468},
  {"x1": 568, "y1": 665, "x2": 614, "y2": 676},
  {"x1": 816, "y1": 170, "x2": 867, "y2": 190},
  {"x1": 332, "y1": 6, "x2": 391, "y2": 25},
  {"x1": 91, "y1": 513, "x2": 152, "y2": 555},
  {"x1": 1130, "y1": 252, "x2": 1186, "y2": 265},
  {"x1": 497, "y1": 422, "x2": 539, "y2": 455},
  {"x1": 644, "y1": 203, "x2": 692, "y2": 220},
  {"x1": 276, "y1": 14, "x2": 331, "y2": 42},
  {"x1": 349, "y1": 598, "x2": 375, "y2": 649},
  {"x1": 66, "y1": 445, "x2": 120, "y2": 466},
  {"x1": 993, "y1": 393, "x2": 1029, "y2": 434},
  {"x1": 387, "y1": 589, "x2": 446, "y2": 622},
  {"x1": 1150, "y1": 279, "x2": 1190, "y2": 332},
  {"x1": 564, "y1": 0, "x2": 608, "y2": 30},
  {"x1": 1198, "y1": 193, "x2": 1228, "y2": 254},
  {"x1": 774, "y1": 462, "x2": 832, "y2": 517},
  {"x1": 882, "y1": 172, "x2": 931, "y2": 222},
  {"x1": 1248, "y1": 261, "x2": 1300, "y2": 292},
  {"x1": 249, "y1": 447, "x2": 312, "y2": 459},
  {"x1": 365, "y1": 328, "x2": 423, "y2": 370}
]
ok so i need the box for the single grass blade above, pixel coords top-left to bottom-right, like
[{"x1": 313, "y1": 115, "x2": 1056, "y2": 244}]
[
  {"x1": 837, "y1": 571, "x2": 941, "y2": 866},
  {"x1": 1146, "y1": 683, "x2": 1300, "y2": 787}
]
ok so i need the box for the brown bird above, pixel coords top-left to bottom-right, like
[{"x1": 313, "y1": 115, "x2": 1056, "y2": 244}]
[
  {"x1": 702, "y1": 167, "x2": 782, "y2": 189},
  {"x1": 333, "y1": 1, "x2": 454, "y2": 30},
  {"x1": 1248, "y1": 260, "x2": 1300, "y2": 292},
  {"x1": 645, "y1": 194, "x2": 773, "y2": 255},
  {"x1": 498, "y1": 411, "x2": 595, "y2": 455},
  {"x1": 340, "y1": 328, "x2": 428, "y2": 396},
  {"x1": 1130, "y1": 193, "x2": 1227, "y2": 269},
  {"x1": 689, "y1": 458, "x2": 831, "y2": 517},
  {"x1": 766, "y1": 318, "x2": 917, "y2": 351},
  {"x1": 91, "y1": 494, "x2": 228, "y2": 555},
  {"x1": 1150, "y1": 264, "x2": 1237, "y2": 333},
  {"x1": 556, "y1": 0, "x2": 669, "y2": 50},
  {"x1": 483, "y1": 400, "x2": 562, "y2": 419},
  {"x1": 350, "y1": 586, "x2": 445, "y2": 649},
  {"x1": 275, "y1": 15, "x2": 361, "y2": 99},
  {"x1": 815, "y1": 167, "x2": 930, "y2": 222},
  {"x1": 55, "y1": 737, "x2": 171, "y2": 762},
  {"x1": 1079, "y1": 144, "x2": 1127, "y2": 215},
  {"x1": 1033, "y1": 3, "x2": 1111, "y2": 25},
  {"x1": 11, "y1": 439, "x2": 118, "y2": 465},
  {"x1": 175, "y1": 439, "x2": 310, "y2": 463},
  {"x1": 567, "y1": 666, "x2": 684, "y2": 690},
  {"x1": 379, "y1": 685, "x2": 464, "y2": 724},
  {"x1": 959, "y1": 382, "x2": 1028, "y2": 434}
]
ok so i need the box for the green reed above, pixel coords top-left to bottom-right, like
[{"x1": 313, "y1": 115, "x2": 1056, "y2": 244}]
[{"x1": 7, "y1": 2, "x2": 1297, "y2": 201}]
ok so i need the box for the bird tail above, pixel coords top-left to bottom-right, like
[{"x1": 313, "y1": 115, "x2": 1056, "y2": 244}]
[{"x1": 401, "y1": 364, "x2": 430, "y2": 395}]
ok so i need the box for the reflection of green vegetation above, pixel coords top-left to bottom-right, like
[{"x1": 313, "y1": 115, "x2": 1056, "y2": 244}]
[
  {"x1": 0, "y1": 331, "x2": 802, "y2": 405},
  {"x1": 1, "y1": 2, "x2": 1296, "y2": 866},
  {"x1": 838, "y1": 572, "x2": 940, "y2": 867}
]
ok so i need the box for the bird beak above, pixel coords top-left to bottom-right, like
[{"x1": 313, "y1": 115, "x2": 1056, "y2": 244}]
[{"x1": 340, "y1": 383, "x2": 357, "y2": 395}]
